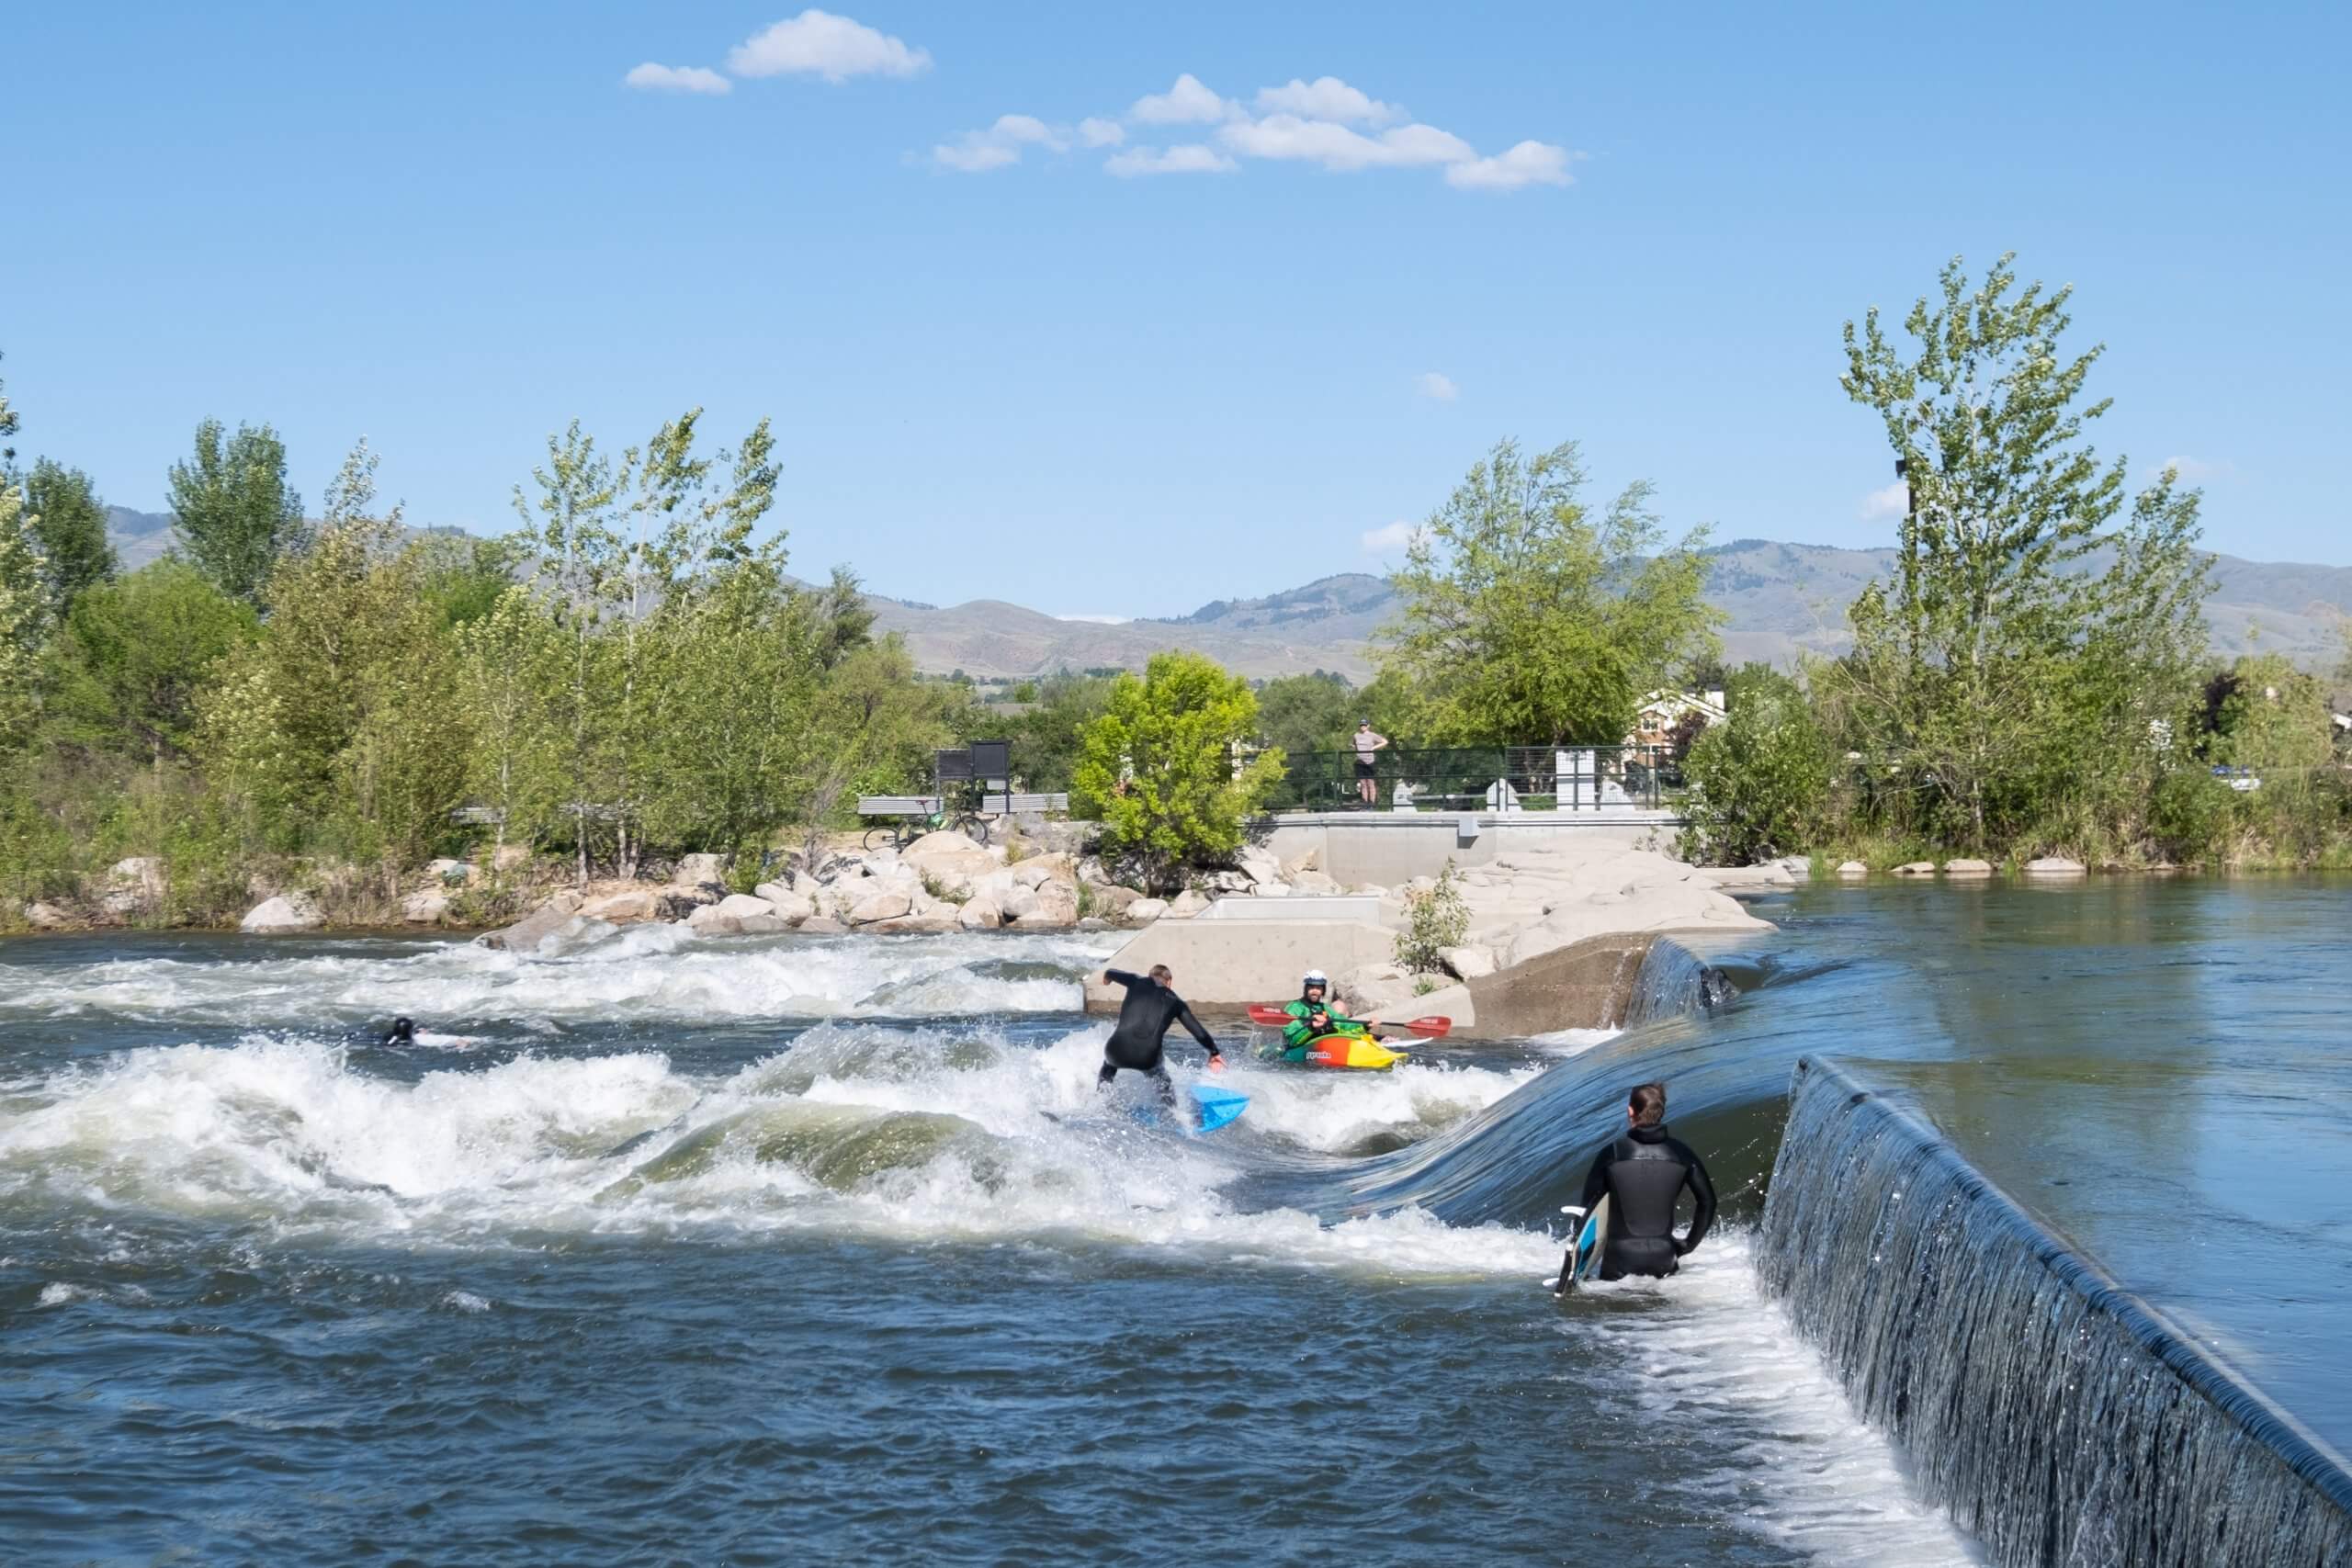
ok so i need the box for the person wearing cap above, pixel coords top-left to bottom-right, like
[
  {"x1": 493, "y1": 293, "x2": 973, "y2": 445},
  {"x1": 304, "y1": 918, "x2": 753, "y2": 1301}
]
[
  {"x1": 1351, "y1": 719, "x2": 1390, "y2": 806},
  {"x1": 1281, "y1": 970, "x2": 1381, "y2": 1051}
]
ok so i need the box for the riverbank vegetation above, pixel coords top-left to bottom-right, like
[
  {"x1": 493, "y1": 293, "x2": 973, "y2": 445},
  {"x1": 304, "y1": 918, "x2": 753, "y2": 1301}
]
[
  {"x1": 6, "y1": 251, "x2": 2347, "y2": 928},
  {"x1": 1679, "y1": 255, "x2": 2352, "y2": 870},
  {"x1": 0, "y1": 384, "x2": 989, "y2": 925}
]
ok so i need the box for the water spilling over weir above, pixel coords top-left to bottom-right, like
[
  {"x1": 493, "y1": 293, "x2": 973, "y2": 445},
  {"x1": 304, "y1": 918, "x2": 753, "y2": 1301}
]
[{"x1": 1758, "y1": 1055, "x2": 2352, "y2": 1568}]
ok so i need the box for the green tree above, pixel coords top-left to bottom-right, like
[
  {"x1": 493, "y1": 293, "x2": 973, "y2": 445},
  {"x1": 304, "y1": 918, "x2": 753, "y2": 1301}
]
[
  {"x1": 0, "y1": 368, "x2": 47, "y2": 759},
  {"x1": 1072, "y1": 651, "x2": 1284, "y2": 888},
  {"x1": 1678, "y1": 665, "x2": 1834, "y2": 864},
  {"x1": 420, "y1": 531, "x2": 525, "y2": 628},
  {"x1": 46, "y1": 561, "x2": 258, "y2": 761},
  {"x1": 167, "y1": 419, "x2": 307, "y2": 604},
  {"x1": 1254, "y1": 671, "x2": 1357, "y2": 758},
  {"x1": 21, "y1": 461, "x2": 117, "y2": 613},
  {"x1": 1384, "y1": 438, "x2": 1719, "y2": 746},
  {"x1": 1007, "y1": 671, "x2": 1116, "y2": 792},
  {"x1": 454, "y1": 585, "x2": 567, "y2": 862},
  {"x1": 1832, "y1": 254, "x2": 2214, "y2": 848},
  {"x1": 2208, "y1": 654, "x2": 2332, "y2": 772}
]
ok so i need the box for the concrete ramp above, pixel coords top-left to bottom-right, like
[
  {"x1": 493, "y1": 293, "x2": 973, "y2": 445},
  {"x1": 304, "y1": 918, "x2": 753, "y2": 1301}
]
[{"x1": 1082, "y1": 919, "x2": 1398, "y2": 1015}]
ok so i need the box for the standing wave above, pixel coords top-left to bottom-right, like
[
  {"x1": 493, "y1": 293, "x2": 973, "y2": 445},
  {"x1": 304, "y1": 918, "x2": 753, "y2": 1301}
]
[{"x1": 1758, "y1": 1055, "x2": 2352, "y2": 1567}]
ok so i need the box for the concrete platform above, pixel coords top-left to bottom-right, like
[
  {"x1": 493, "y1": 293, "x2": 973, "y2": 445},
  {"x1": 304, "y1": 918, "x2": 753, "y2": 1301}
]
[{"x1": 1265, "y1": 810, "x2": 1685, "y2": 887}]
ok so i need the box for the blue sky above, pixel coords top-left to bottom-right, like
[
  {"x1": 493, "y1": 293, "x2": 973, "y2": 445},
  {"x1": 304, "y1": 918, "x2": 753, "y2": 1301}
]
[{"x1": 6, "y1": 2, "x2": 2347, "y2": 616}]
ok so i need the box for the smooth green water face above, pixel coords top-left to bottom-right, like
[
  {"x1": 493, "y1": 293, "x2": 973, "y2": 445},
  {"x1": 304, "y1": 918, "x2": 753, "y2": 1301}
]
[{"x1": 1787, "y1": 878, "x2": 2352, "y2": 1445}]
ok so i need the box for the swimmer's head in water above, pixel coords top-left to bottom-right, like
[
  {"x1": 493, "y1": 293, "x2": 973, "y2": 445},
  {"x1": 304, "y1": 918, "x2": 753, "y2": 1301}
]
[{"x1": 386, "y1": 1016, "x2": 415, "y2": 1043}]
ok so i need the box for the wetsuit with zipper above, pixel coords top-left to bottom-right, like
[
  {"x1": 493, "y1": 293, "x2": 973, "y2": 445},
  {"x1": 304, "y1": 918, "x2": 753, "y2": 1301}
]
[{"x1": 1575, "y1": 1121, "x2": 1717, "y2": 1280}]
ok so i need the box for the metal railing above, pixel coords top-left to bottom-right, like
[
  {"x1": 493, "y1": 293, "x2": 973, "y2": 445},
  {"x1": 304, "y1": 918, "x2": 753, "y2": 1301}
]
[{"x1": 1264, "y1": 744, "x2": 1679, "y2": 814}]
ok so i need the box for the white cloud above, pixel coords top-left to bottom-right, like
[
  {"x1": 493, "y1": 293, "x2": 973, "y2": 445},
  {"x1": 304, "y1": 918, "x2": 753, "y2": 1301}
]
[
  {"x1": 1443, "y1": 140, "x2": 1577, "y2": 190},
  {"x1": 1361, "y1": 520, "x2": 1423, "y2": 556},
  {"x1": 1131, "y1": 73, "x2": 1233, "y2": 124},
  {"x1": 727, "y1": 9, "x2": 931, "y2": 82},
  {"x1": 1415, "y1": 372, "x2": 1458, "y2": 401},
  {"x1": 933, "y1": 114, "x2": 1069, "y2": 172},
  {"x1": 1105, "y1": 143, "x2": 1237, "y2": 177},
  {"x1": 1218, "y1": 114, "x2": 1473, "y2": 172},
  {"x1": 922, "y1": 69, "x2": 1576, "y2": 193},
  {"x1": 625, "y1": 62, "x2": 731, "y2": 96},
  {"x1": 1253, "y1": 76, "x2": 1400, "y2": 126},
  {"x1": 2158, "y1": 455, "x2": 2224, "y2": 483},
  {"x1": 1859, "y1": 481, "x2": 1910, "y2": 522}
]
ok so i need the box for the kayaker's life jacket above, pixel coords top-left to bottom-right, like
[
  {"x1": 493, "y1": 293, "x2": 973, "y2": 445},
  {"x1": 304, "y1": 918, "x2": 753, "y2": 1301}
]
[{"x1": 1283, "y1": 996, "x2": 1363, "y2": 1048}]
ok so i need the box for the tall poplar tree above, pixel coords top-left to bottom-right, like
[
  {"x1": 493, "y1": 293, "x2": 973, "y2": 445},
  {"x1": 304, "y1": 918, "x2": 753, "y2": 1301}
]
[{"x1": 167, "y1": 419, "x2": 307, "y2": 604}]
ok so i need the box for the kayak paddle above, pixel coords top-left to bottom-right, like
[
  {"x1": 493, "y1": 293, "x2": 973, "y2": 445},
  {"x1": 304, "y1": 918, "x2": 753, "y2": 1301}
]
[{"x1": 1245, "y1": 1004, "x2": 1453, "y2": 1040}]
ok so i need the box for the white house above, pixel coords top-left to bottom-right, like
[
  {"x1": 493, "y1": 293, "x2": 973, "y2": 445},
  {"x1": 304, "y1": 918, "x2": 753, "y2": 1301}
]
[{"x1": 1628, "y1": 689, "x2": 1727, "y2": 750}]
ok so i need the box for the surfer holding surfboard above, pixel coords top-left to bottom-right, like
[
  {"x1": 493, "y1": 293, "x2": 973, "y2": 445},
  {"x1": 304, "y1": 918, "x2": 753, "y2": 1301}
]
[{"x1": 1552, "y1": 1081, "x2": 1718, "y2": 1295}]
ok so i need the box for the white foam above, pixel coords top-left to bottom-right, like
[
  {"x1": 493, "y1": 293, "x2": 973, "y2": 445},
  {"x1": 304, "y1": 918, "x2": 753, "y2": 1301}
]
[
  {"x1": 0, "y1": 927, "x2": 1123, "y2": 1029},
  {"x1": 1571, "y1": 1232, "x2": 1979, "y2": 1565},
  {"x1": 0, "y1": 1024, "x2": 1546, "y2": 1281}
]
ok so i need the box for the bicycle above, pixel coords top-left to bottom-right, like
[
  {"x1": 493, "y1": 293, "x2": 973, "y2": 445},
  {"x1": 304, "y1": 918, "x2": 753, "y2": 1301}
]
[{"x1": 862, "y1": 806, "x2": 993, "y2": 853}]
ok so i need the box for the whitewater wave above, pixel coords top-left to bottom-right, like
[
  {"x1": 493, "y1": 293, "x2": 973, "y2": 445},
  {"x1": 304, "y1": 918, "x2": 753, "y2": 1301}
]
[
  {"x1": 0, "y1": 926, "x2": 1123, "y2": 1029},
  {"x1": 1570, "y1": 1234, "x2": 1977, "y2": 1565},
  {"x1": 0, "y1": 1022, "x2": 1546, "y2": 1280}
]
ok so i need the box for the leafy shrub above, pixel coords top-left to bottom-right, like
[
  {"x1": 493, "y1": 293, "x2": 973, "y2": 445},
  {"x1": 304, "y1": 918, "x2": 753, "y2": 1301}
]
[{"x1": 1395, "y1": 860, "x2": 1470, "y2": 975}]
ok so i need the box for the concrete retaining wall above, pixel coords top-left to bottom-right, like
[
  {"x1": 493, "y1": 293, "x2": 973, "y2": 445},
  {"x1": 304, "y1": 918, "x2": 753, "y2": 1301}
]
[
  {"x1": 1266, "y1": 813, "x2": 1681, "y2": 888},
  {"x1": 1081, "y1": 918, "x2": 1397, "y2": 1015}
]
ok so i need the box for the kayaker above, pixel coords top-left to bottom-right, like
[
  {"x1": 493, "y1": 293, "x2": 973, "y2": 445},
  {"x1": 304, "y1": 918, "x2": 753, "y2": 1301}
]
[
  {"x1": 1560, "y1": 1082, "x2": 1717, "y2": 1289},
  {"x1": 1282, "y1": 970, "x2": 1383, "y2": 1050},
  {"x1": 1096, "y1": 964, "x2": 1225, "y2": 1114}
]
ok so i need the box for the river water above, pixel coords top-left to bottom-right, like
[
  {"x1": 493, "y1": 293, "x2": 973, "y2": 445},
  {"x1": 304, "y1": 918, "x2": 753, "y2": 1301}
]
[{"x1": 2, "y1": 880, "x2": 2346, "y2": 1564}]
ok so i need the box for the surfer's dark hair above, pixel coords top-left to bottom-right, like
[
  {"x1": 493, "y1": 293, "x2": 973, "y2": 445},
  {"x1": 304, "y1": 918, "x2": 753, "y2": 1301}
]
[
  {"x1": 1629, "y1": 1082, "x2": 1667, "y2": 1126},
  {"x1": 1149, "y1": 964, "x2": 1172, "y2": 983}
]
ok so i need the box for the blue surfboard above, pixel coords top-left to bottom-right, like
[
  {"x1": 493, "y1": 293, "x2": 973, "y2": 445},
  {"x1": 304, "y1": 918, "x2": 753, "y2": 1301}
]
[{"x1": 1189, "y1": 1084, "x2": 1249, "y2": 1134}]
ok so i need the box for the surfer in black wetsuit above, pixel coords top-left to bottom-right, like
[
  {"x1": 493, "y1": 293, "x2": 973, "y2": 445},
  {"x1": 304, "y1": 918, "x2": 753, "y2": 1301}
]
[
  {"x1": 1565, "y1": 1081, "x2": 1716, "y2": 1285},
  {"x1": 364, "y1": 1017, "x2": 416, "y2": 1046},
  {"x1": 1095, "y1": 965, "x2": 1224, "y2": 1114}
]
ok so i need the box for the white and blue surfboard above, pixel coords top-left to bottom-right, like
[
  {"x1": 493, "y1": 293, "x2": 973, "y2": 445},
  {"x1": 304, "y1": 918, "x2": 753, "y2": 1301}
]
[{"x1": 1549, "y1": 1195, "x2": 1611, "y2": 1294}]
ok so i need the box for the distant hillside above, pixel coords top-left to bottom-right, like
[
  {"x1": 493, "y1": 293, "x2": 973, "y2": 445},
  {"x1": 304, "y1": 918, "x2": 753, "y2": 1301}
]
[
  {"x1": 106, "y1": 507, "x2": 177, "y2": 570},
  {"x1": 102, "y1": 510, "x2": 2346, "y2": 678}
]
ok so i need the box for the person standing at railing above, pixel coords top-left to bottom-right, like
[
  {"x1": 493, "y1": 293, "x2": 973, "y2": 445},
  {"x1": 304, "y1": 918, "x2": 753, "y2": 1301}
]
[{"x1": 1352, "y1": 719, "x2": 1389, "y2": 806}]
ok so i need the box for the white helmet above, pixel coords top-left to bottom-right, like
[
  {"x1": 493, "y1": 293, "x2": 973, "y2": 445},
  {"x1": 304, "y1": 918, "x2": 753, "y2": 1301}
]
[{"x1": 1302, "y1": 969, "x2": 1329, "y2": 989}]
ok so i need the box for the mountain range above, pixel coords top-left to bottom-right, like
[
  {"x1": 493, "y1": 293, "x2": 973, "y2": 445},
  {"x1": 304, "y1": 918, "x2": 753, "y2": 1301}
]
[{"x1": 103, "y1": 512, "x2": 2349, "y2": 682}]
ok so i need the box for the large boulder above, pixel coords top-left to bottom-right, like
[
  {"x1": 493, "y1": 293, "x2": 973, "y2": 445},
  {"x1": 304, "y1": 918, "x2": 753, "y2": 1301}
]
[
  {"x1": 242, "y1": 893, "x2": 323, "y2": 934},
  {"x1": 1289, "y1": 868, "x2": 1340, "y2": 896},
  {"x1": 476, "y1": 890, "x2": 584, "y2": 951},
  {"x1": 672, "y1": 853, "x2": 728, "y2": 886},
  {"x1": 1027, "y1": 881, "x2": 1079, "y2": 927},
  {"x1": 1943, "y1": 858, "x2": 1995, "y2": 877},
  {"x1": 582, "y1": 888, "x2": 662, "y2": 924},
  {"x1": 996, "y1": 882, "x2": 1042, "y2": 921},
  {"x1": 686, "y1": 903, "x2": 743, "y2": 936},
  {"x1": 1083, "y1": 884, "x2": 1143, "y2": 916},
  {"x1": 848, "y1": 885, "x2": 915, "y2": 926},
  {"x1": 799, "y1": 916, "x2": 847, "y2": 934},
  {"x1": 1236, "y1": 845, "x2": 1283, "y2": 888},
  {"x1": 1250, "y1": 881, "x2": 1292, "y2": 898},
  {"x1": 26, "y1": 901, "x2": 74, "y2": 931},
  {"x1": 1893, "y1": 862, "x2": 1937, "y2": 877},
  {"x1": 401, "y1": 890, "x2": 452, "y2": 924},
  {"x1": 1011, "y1": 853, "x2": 1077, "y2": 890},
  {"x1": 1125, "y1": 897, "x2": 1168, "y2": 925},
  {"x1": 1201, "y1": 869, "x2": 1252, "y2": 896},
  {"x1": 1835, "y1": 860, "x2": 1869, "y2": 878},
  {"x1": 1166, "y1": 889, "x2": 1209, "y2": 919},
  {"x1": 901, "y1": 831, "x2": 999, "y2": 895},
  {"x1": 2024, "y1": 856, "x2": 2086, "y2": 877},
  {"x1": 1439, "y1": 945, "x2": 1498, "y2": 981},
  {"x1": 958, "y1": 897, "x2": 1002, "y2": 930}
]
